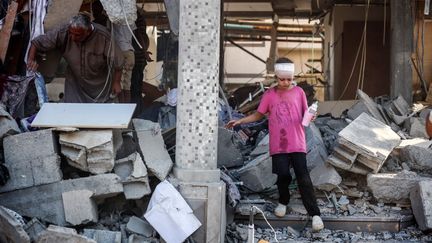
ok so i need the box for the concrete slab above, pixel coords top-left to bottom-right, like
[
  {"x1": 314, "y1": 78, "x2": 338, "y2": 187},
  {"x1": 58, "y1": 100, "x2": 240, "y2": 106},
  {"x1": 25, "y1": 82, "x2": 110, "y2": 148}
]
[
  {"x1": 310, "y1": 163, "x2": 342, "y2": 191},
  {"x1": 357, "y1": 89, "x2": 388, "y2": 124},
  {"x1": 398, "y1": 138, "x2": 432, "y2": 148},
  {"x1": 0, "y1": 206, "x2": 30, "y2": 243},
  {"x1": 0, "y1": 174, "x2": 123, "y2": 225},
  {"x1": 82, "y1": 229, "x2": 121, "y2": 243},
  {"x1": 126, "y1": 216, "x2": 153, "y2": 237},
  {"x1": 62, "y1": 190, "x2": 98, "y2": 225},
  {"x1": 23, "y1": 218, "x2": 46, "y2": 242},
  {"x1": 367, "y1": 171, "x2": 430, "y2": 203},
  {"x1": 236, "y1": 153, "x2": 277, "y2": 192},
  {"x1": 133, "y1": 119, "x2": 173, "y2": 181},
  {"x1": 60, "y1": 130, "x2": 115, "y2": 174},
  {"x1": 36, "y1": 225, "x2": 96, "y2": 243},
  {"x1": 410, "y1": 180, "x2": 432, "y2": 231}
]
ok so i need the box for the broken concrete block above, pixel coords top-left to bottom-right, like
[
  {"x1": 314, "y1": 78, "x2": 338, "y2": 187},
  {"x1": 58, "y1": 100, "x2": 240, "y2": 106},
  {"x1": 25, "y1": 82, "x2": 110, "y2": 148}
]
[
  {"x1": 400, "y1": 145, "x2": 432, "y2": 171},
  {"x1": 217, "y1": 127, "x2": 244, "y2": 168},
  {"x1": 133, "y1": 119, "x2": 173, "y2": 181},
  {"x1": 0, "y1": 106, "x2": 20, "y2": 143},
  {"x1": 0, "y1": 154, "x2": 62, "y2": 193},
  {"x1": 60, "y1": 130, "x2": 116, "y2": 174},
  {"x1": 114, "y1": 153, "x2": 151, "y2": 199},
  {"x1": 1, "y1": 129, "x2": 62, "y2": 193},
  {"x1": 62, "y1": 190, "x2": 98, "y2": 225},
  {"x1": 367, "y1": 171, "x2": 430, "y2": 203},
  {"x1": 4, "y1": 129, "x2": 57, "y2": 160},
  {"x1": 306, "y1": 123, "x2": 328, "y2": 170},
  {"x1": 250, "y1": 134, "x2": 269, "y2": 157},
  {"x1": 410, "y1": 180, "x2": 432, "y2": 231},
  {"x1": 36, "y1": 225, "x2": 96, "y2": 243},
  {"x1": 128, "y1": 234, "x2": 156, "y2": 243},
  {"x1": 24, "y1": 218, "x2": 46, "y2": 242},
  {"x1": 0, "y1": 206, "x2": 30, "y2": 243},
  {"x1": 327, "y1": 113, "x2": 400, "y2": 174},
  {"x1": 0, "y1": 174, "x2": 123, "y2": 226},
  {"x1": 409, "y1": 117, "x2": 428, "y2": 138},
  {"x1": 236, "y1": 153, "x2": 277, "y2": 192},
  {"x1": 126, "y1": 216, "x2": 154, "y2": 237},
  {"x1": 310, "y1": 163, "x2": 342, "y2": 191},
  {"x1": 82, "y1": 229, "x2": 121, "y2": 243}
]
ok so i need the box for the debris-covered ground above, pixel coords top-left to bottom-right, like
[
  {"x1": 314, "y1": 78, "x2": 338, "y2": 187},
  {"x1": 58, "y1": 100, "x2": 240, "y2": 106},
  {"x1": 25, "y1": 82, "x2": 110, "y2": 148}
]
[{"x1": 1, "y1": 83, "x2": 432, "y2": 242}]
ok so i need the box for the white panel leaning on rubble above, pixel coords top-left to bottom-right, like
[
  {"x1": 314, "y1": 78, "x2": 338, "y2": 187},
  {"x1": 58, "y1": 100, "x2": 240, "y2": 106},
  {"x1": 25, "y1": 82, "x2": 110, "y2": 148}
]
[
  {"x1": 327, "y1": 113, "x2": 401, "y2": 174},
  {"x1": 132, "y1": 119, "x2": 173, "y2": 181},
  {"x1": 144, "y1": 180, "x2": 201, "y2": 243},
  {"x1": 59, "y1": 130, "x2": 116, "y2": 174}
]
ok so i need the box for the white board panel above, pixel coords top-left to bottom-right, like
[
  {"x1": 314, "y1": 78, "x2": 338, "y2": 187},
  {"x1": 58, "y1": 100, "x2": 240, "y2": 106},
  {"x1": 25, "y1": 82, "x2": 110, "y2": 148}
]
[{"x1": 32, "y1": 103, "x2": 136, "y2": 129}]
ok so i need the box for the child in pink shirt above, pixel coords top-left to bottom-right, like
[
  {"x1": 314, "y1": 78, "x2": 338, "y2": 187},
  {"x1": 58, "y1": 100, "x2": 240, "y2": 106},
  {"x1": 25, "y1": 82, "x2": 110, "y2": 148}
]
[{"x1": 226, "y1": 57, "x2": 324, "y2": 232}]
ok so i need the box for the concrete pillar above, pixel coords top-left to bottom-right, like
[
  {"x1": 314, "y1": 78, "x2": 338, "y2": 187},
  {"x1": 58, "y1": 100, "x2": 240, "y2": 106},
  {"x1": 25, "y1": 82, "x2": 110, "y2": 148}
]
[
  {"x1": 174, "y1": 0, "x2": 226, "y2": 242},
  {"x1": 390, "y1": 0, "x2": 413, "y2": 103}
]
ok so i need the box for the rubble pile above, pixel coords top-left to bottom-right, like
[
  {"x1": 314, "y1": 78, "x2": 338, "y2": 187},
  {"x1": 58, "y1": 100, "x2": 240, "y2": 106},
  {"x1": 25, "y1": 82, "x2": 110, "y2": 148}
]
[
  {"x1": 0, "y1": 105, "x2": 174, "y2": 242},
  {"x1": 222, "y1": 88, "x2": 432, "y2": 236}
]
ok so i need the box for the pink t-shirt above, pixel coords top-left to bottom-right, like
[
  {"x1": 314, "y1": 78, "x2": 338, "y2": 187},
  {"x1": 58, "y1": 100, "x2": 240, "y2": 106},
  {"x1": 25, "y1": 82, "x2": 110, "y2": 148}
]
[{"x1": 257, "y1": 86, "x2": 308, "y2": 155}]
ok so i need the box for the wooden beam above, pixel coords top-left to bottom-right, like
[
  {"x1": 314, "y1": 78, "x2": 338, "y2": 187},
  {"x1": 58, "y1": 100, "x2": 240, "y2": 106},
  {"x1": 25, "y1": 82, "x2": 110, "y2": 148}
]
[{"x1": 0, "y1": 1, "x2": 18, "y2": 63}]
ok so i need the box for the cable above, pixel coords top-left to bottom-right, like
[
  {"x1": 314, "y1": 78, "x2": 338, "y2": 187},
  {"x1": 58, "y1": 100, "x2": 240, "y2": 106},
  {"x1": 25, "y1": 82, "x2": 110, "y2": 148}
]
[{"x1": 252, "y1": 206, "x2": 279, "y2": 243}]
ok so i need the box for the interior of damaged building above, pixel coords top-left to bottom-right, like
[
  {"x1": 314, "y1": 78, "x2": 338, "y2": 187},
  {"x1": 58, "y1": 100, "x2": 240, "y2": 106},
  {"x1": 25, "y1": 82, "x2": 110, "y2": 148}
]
[{"x1": 1, "y1": 0, "x2": 432, "y2": 242}]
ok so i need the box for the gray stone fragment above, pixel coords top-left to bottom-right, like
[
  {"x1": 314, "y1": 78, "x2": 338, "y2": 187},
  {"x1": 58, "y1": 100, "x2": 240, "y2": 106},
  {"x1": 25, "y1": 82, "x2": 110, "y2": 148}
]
[
  {"x1": 367, "y1": 171, "x2": 430, "y2": 203},
  {"x1": 409, "y1": 117, "x2": 428, "y2": 138},
  {"x1": 60, "y1": 130, "x2": 115, "y2": 174},
  {"x1": 0, "y1": 206, "x2": 30, "y2": 243},
  {"x1": 63, "y1": 190, "x2": 98, "y2": 225},
  {"x1": 347, "y1": 100, "x2": 368, "y2": 121},
  {"x1": 356, "y1": 89, "x2": 388, "y2": 124},
  {"x1": 36, "y1": 225, "x2": 96, "y2": 243},
  {"x1": 24, "y1": 218, "x2": 46, "y2": 242},
  {"x1": 250, "y1": 134, "x2": 269, "y2": 157},
  {"x1": 126, "y1": 216, "x2": 154, "y2": 237},
  {"x1": 114, "y1": 153, "x2": 151, "y2": 199},
  {"x1": 83, "y1": 229, "x2": 121, "y2": 243},
  {"x1": 217, "y1": 127, "x2": 244, "y2": 167},
  {"x1": 400, "y1": 145, "x2": 432, "y2": 171},
  {"x1": 133, "y1": 119, "x2": 173, "y2": 181},
  {"x1": 0, "y1": 174, "x2": 123, "y2": 226},
  {"x1": 236, "y1": 153, "x2": 277, "y2": 192},
  {"x1": 410, "y1": 180, "x2": 432, "y2": 231},
  {"x1": 128, "y1": 234, "x2": 156, "y2": 243},
  {"x1": 306, "y1": 123, "x2": 328, "y2": 171},
  {"x1": 310, "y1": 163, "x2": 341, "y2": 191}
]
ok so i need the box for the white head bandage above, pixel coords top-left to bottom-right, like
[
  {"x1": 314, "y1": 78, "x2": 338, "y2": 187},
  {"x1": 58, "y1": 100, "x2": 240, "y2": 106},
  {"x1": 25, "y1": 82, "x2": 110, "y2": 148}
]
[{"x1": 274, "y1": 63, "x2": 295, "y2": 79}]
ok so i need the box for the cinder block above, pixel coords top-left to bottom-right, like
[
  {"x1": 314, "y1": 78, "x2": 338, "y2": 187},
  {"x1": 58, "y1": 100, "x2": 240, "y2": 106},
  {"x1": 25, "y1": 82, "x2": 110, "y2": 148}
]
[
  {"x1": 4, "y1": 129, "x2": 57, "y2": 161},
  {"x1": 410, "y1": 180, "x2": 432, "y2": 231},
  {"x1": 0, "y1": 174, "x2": 123, "y2": 226},
  {"x1": 62, "y1": 190, "x2": 98, "y2": 225},
  {"x1": 82, "y1": 229, "x2": 121, "y2": 243},
  {"x1": 133, "y1": 119, "x2": 173, "y2": 181}
]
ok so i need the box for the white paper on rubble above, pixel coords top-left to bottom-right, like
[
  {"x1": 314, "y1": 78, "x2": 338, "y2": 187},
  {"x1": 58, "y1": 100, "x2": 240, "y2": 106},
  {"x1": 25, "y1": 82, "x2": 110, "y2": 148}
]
[{"x1": 144, "y1": 180, "x2": 202, "y2": 243}]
